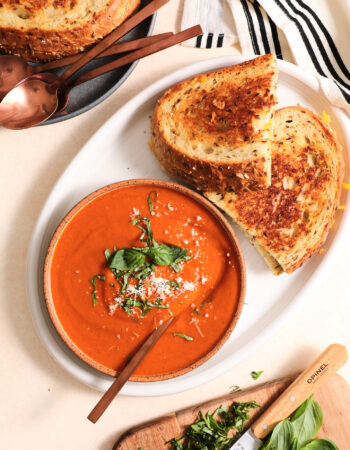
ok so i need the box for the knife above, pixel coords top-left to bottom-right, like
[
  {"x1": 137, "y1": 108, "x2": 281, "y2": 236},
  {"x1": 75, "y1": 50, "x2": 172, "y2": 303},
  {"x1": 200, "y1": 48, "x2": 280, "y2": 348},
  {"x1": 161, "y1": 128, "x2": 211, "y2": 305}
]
[{"x1": 230, "y1": 343, "x2": 348, "y2": 449}]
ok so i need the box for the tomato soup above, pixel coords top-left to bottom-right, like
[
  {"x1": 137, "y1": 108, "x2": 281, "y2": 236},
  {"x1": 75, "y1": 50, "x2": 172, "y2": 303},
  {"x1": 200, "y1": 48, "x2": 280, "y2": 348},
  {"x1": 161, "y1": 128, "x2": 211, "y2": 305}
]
[{"x1": 47, "y1": 182, "x2": 243, "y2": 379}]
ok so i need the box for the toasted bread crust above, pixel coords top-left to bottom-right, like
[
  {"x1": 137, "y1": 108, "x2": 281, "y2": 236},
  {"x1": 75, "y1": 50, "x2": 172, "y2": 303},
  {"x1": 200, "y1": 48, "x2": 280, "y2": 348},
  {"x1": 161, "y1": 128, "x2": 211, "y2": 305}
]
[
  {"x1": 149, "y1": 54, "x2": 277, "y2": 191},
  {"x1": 0, "y1": 0, "x2": 140, "y2": 61},
  {"x1": 206, "y1": 107, "x2": 344, "y2": 274},
  {"x1": 150, "y1": 110, "x2": 268, "y2": 192}
]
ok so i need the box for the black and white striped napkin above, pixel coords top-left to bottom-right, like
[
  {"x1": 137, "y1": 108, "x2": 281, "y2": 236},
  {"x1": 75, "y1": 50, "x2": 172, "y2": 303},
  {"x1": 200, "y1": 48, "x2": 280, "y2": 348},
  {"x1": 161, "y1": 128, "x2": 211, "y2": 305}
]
[
  {"x1": 181, "y1": 0, "x2": 238, "y2": 48},
  {"x1": 181, "y1": 0, "x2": 350, "y2": 116}
]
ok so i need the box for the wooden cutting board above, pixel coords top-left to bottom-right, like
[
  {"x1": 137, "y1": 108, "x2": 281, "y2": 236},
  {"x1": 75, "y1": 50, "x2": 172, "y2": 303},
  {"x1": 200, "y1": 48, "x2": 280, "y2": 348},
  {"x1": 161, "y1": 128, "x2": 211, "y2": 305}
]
[{"x1": 115, "y1": 374, "x2": 350, "y2": 449}]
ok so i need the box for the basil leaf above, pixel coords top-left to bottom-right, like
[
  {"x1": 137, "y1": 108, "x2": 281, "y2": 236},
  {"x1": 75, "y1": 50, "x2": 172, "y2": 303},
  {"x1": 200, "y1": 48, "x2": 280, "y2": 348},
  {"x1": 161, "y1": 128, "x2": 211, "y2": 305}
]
[
  {"x1": 260, "y1": 420, "x2": 297, "y2": 450},
  {"x1": 146, "y1": 244, "x2": 173, "y2": 265},
  {"x1": 108, "y1": 249, "x2": 128, "y2": 270},
  {"x1": 290, "y1": 397, "x2": 323, "y2": 447},
  {"x1": 104, "y1": 248, "x2": 111, "y2": 261},
  {"x1": 301, "y1": 439, "x2": 339, "y2": 450},
  {"x1": 167, "y1": 245, "x2": 188, "y2": 261},
  {"x1": 147, "y1": 244, "x2": 191, "y2": 267},
  {"x1": 124, "y1": 248, "x2": 146, "y2": 268},
  {"x1": 108, "y1": 248, "x2": 146, "y2": 270}
]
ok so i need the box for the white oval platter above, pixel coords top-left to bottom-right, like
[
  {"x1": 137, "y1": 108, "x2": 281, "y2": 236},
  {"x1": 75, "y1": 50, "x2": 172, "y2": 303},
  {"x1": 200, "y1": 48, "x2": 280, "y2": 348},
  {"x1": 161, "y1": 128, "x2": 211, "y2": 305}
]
[{"x1": 27, "y1": 55, "x2": 349, "y2": 396}]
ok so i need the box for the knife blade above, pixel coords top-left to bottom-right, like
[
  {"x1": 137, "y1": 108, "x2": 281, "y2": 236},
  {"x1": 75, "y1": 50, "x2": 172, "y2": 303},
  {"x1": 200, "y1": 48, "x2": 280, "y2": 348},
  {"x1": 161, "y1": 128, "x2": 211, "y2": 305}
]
[{"x1": 230, "y1": 343, "x2": 348, "y2": 449}]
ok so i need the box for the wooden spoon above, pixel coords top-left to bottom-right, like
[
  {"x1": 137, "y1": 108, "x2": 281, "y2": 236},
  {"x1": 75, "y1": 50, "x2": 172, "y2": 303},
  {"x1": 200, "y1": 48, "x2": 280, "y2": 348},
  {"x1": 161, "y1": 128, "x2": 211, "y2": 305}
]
[{"x1": 87, "y1": 318, "x2": 173, "y2": 424}]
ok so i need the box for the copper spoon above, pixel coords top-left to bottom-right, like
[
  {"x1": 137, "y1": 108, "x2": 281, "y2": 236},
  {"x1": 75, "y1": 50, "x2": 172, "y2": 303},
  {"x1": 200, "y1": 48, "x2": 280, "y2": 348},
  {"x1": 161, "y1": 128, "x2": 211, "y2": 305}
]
[
  {"x1": 87, "y1": 318, "x2": 173, "y2": 423},
  {"x1": 56, "y1": 26, "x2": 203, "y2": 114},
  {"x1": 0, "y1": 0, "x2": 169, "y2": 129},
  {"x1": 0, "y1": 33, "x2": 173, "y2": 99}
]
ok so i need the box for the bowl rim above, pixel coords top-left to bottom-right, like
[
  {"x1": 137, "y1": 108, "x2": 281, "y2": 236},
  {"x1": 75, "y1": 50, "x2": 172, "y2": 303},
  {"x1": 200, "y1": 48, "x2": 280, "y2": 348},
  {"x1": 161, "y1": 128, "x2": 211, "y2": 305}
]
[{"x1": 43, "y1": 178, "x2": 246, "y2": 382}]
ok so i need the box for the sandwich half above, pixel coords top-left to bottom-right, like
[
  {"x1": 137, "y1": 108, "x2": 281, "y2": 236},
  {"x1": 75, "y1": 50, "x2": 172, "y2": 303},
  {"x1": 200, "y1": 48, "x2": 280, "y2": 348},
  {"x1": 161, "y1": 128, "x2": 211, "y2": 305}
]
[
  {"x1": 150, "y1": 54, "x2": 278, "y2": 191},
  {"x1": 206, "y1": 107, "x2": 344, "y2": 274}
]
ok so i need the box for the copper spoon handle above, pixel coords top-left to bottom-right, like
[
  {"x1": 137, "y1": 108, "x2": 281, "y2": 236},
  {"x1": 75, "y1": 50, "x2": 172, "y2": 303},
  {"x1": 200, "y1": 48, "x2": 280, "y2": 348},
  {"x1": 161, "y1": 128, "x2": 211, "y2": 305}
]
[
  {"x1": 60, "y1": 0, "x2": 169, "y2": 83},
  {"x1": 33, "y1": 33, "x2": 173, "y2": 73},
  {"x1": 70, "y1": 25, "x2": 203, "y2": 87},
  {"x1": 87, "y1": 318, "x2": 173, "y2": 424}
]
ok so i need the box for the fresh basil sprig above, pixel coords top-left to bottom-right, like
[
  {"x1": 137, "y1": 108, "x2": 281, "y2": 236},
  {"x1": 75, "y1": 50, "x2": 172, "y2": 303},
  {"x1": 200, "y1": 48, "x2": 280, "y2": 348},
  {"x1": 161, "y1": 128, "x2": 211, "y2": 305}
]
[
  {"x1": 106, "y1": 215, "x2": 191, "y2": 287},
  {"x1": 92, "y1": 209, "x2": 192, "y2": 313},
  {"x1": 260, "y1": 396, "x2": 338, "y2": 450}
]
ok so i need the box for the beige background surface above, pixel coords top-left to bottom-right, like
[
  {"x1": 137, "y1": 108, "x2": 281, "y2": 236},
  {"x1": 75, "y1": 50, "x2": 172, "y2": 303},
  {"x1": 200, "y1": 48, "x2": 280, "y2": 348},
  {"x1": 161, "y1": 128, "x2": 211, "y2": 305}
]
[{"x1": 1, "y1": 1, "x2": 349, "y2": 449}]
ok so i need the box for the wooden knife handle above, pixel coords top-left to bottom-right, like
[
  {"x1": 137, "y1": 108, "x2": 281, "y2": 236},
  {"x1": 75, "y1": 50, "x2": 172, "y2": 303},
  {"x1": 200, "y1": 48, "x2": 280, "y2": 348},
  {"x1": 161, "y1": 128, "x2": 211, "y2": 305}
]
[{"x1": 252, "y1": 344, "x2": 348, "y2": 439}]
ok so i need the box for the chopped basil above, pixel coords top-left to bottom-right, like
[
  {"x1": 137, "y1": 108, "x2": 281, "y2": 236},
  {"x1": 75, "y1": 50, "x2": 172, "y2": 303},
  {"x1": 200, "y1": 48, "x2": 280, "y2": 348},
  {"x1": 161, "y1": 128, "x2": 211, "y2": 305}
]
[
  {"x1": 147, "y1": 190, "x2": 158, "y2": 213},
  {"x1": 229, "y1": 385, "x2": 241, "y2": 393},
  {"x1": 168, "y1": 391, "x2": 338, "y2": 450},
  {"x1": 166, "y1": 280, "x2": 181, "y2": 290},
  {"x1": 173, "y1": 332, "x2": 194, "y2": 341},
  {"x1": 93, "y1": 195, "x2": 194, "y2": 317},
  {"x1": 251, "y1": 370, "x2": 264, "y2": 381},
  {"x1": 168, "y1": 400, "x2": 259, "y2": 449},
  {"x1": 102, "y1": 211, "x2": 192, "y2": 318},
  {"x1": 193, "y1": 307, "x2": 201, "y2": 315},
  {"x1": 104, "y1": 248, "x2": 111, "y2": 261},
  {"x1": 90, "y1": 275, "x2": 106, "y2": 306},
  {"x1": 121, "y1": 298, "x2": 169, "y2": 318},
  {"x1": 200, "y1": 297, "x2": 213, "y2": 310}
]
